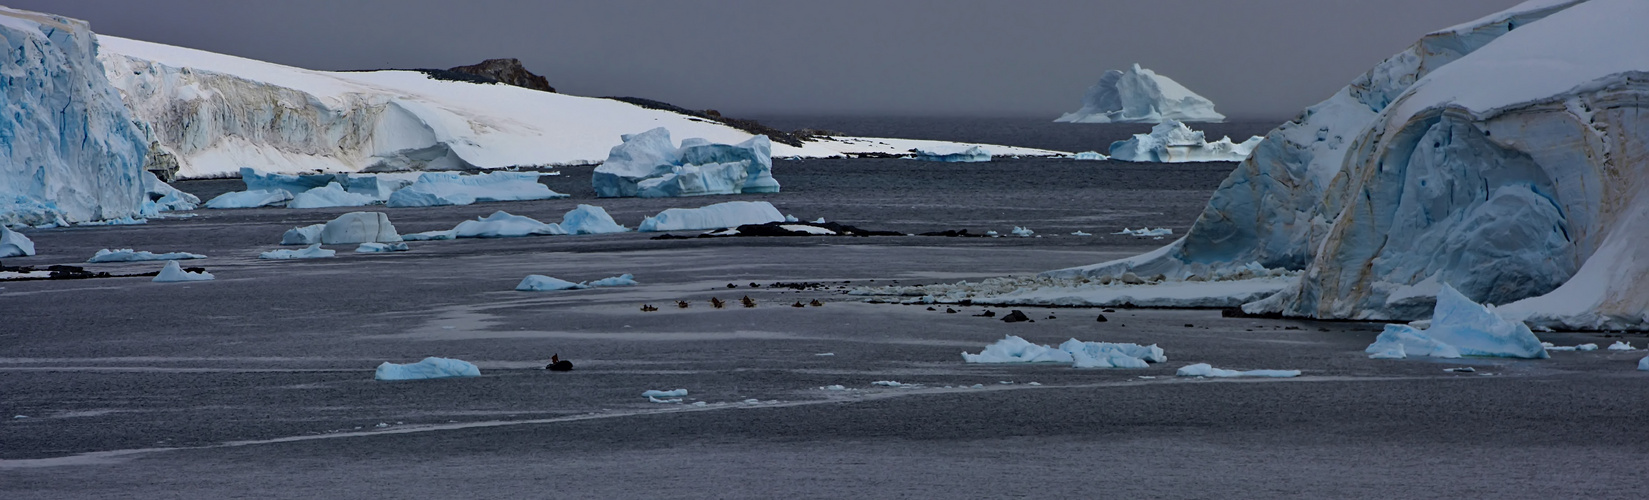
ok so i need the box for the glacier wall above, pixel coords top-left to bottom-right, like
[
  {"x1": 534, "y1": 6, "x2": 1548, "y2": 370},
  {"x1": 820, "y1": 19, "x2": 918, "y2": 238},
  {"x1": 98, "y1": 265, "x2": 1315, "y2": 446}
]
[
  {"x1": 1048, "y1": 0, "x2": 1649, "y2": 324},
  {"x1": 0, "y1": 8, "x2": 148, "y2": 226}
]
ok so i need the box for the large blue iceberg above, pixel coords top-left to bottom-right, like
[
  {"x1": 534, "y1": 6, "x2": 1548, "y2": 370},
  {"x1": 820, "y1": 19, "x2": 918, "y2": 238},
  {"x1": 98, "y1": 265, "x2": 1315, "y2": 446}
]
[{"x1": 593, "y1": 127, "x2": 778, "y2": 198}]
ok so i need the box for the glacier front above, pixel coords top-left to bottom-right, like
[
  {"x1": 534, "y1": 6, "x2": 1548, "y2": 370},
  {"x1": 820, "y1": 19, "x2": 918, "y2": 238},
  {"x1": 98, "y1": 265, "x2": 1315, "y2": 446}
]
[
  {"x1": 0, "y1": 7, "x2": 149, "y2": 226},
  {"x1": 1055, "y1": 64, "x2": 1225, "y2": 124}
]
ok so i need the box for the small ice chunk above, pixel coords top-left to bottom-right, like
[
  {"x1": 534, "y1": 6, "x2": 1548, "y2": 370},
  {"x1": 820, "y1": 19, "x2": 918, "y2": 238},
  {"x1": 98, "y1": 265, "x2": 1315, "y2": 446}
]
[
  {"x1": 204, "y1": 189, "x2": 293, "y2": 209},
  {"x1": 815, "y1": 353, "x2": 835, "y2": 357},
  {"x1": 152, "y1": 260, "x2": 213, "y2": 282},
  {"x1": 401, "y1": 230, "x2": 457, "y2": 241},
  {"x1": 1113, "y1": 227, "x2": 1173, "y2": 237},
  {"x1": 811, "y1": 217, "x2": 826, "y2": 224},
  {"x1": 1070, "y1": 231, "x2": 1093, "y2": 236},
  {"x1": 1578, "y1": 343, "x2": 1599, "y2": 351},
  {"x1": 1607, "y1": 341, "x2": 1636, "y2": 351},
  {"x1": 374, "y1": 357, "x2": 481, "y2": 381},
  {"x1": 820, "y1": 385, "x2": 848, "y2": 391},
  {"x1": 1027, "y1": 382, "x2": 1041, "y2": 386},
  {"x1": 1639, "y1": 356, "x2": 1649, "y2": 371},
  {"x1": 281, "y1": 224, "x2": 325, "y2": 245},
  {"x1": 287, "y1": 182, "x2": 376, "y2": 209},
  {"x1": 1444, "y1": 367, "x2": 1476, "y2": 373},
  {"x1": 871, "y1": 381, "x2": 916, "y2": 388},
  {"x1": 1175, "y1": 363, "x2": 1300, "y2": 378},
  {"x1": 1073, "y1": 151, "x2": 1107, "y2": 161},
  {"x1": 1011, "y1": 226, "x2": 1035, "y2": 237},
  {"x1": 785, "y1": 214, "x2": 799, "y2": 222},
  {"x1": 89, "y1": 249, "x2": 205, "y2": 263},
  {"x1": 1367, "y1": 342, "x2": 1408, "y2": 359},
  {"x1": 355, "y1": 242, "x2": 409, "y2": 253},
  {"x1": 0, "y1": 226, "x2": 35, "y2": 258},
  {"x1": 516, "y1": 275, "x2": 589, "y2": 291},
  {"x1": 259, "y1": 243, "x2": 335, "y2": 260},
  {"x1": 587, "y1": 274, "x2": 638, "y2": 287},
  {"x1": 643, "y1": 389, "x2": 688, "y2": 398}
]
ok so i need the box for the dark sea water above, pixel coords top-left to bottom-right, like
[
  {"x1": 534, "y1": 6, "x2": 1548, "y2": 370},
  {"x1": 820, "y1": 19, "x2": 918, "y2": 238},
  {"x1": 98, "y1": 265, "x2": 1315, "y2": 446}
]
[{"x1": 751, "y1": 115, "x2": 1285, "y2": 153}]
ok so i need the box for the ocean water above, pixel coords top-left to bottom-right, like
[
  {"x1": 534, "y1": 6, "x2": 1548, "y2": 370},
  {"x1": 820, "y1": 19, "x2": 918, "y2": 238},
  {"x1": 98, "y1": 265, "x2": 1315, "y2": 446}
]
[{"x1": 751, "y1": 115, "x2": 1284, "y2": 153}]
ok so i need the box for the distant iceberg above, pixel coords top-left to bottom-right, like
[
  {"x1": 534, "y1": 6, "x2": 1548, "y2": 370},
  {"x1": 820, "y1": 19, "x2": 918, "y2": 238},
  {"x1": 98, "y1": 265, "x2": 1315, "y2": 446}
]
[
  {"x1": 152, "y1": 260, "x2": 213, "y2": 282},
  {"x1": 384, "y1": 171, "x2": 567, "y2": 208},
  {"x1": 913, "y1": 145, "x2": 991, "y2": 163},
  {"x1": 88, "y1": 249, "x2": 206, "y2": 263},
  {"x1": 593, "y1": 127, "x2": 778, "y2": 198},
  {"x1": 638, "y1": 201, "x2": 786, "y2": 232},
  {"x1": 1108, "y1": 121, "x2": 1262, "y2": 163},
  {"x1": 1056, "y1": 64, "x2": 1225, "y2": 124},
  {"x1": 375, "y1": 357, "x2": 481, "y2": 381}
]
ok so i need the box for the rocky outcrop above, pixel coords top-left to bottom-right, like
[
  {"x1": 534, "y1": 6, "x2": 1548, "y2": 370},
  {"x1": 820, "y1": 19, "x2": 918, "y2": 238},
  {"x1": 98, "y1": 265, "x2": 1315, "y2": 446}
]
[{"x1": 446, "y1": 58, "x2": 555, "y2": 93}]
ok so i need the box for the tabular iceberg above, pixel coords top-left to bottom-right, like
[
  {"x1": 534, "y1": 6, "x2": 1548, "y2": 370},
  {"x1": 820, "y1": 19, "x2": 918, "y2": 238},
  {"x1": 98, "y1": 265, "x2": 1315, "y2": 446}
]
[
  {"x1": 0, "y1": 7, "x2": 149, "y2": 226},
  {"x1": 638, "y1": 201, "x2": 786, "y2": 232},
  {"x1": 913, "y1": 146, "x2": 991, "y2": 163},
  {"x1": 385, "y1": 171, "x2": 567, "y2": 208},
  {"x1": 1, "y1": 227, "x2": 37, "y2": 258},
  {"x1": 152, "y1": 260, "x2": 213, "y2": 282},
  {"x1": 453, "y1": 211, "x2": 565, "y2": 238},
  {"x1": 287, "y1": 182, "x2": 377, "y2": 209},
  {"x1": 1108, "y1": 121, "x2": 1263, "y2": 163},
  {"x1": 375, "y1": 357, "x2": 481, "y2": 381},
  {"x1": 205, "y1": 189, "x2": 294, "y2": 209},
  {"x1": 593, "y1": 127, "x2": 778, "y2": 198},
  {"x1": 1175, "y1": 363, "x2": 1300, "y2": 378},
  {"x1": 1056, "y1": 64, "x2": 1225, "y2": 124},
  {"x1": 88, "y1": 249, "x2": 206, "y2": 263}
]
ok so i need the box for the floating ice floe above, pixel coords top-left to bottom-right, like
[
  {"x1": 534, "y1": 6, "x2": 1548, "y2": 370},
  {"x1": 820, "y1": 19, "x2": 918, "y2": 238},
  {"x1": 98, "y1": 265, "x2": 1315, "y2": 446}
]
[
  {"x1": 517, "y1": 273, "x2": 637, "y2": 291},
  {"x1": 594, "y1": 127, "x2": 777, "y2": 198},
  {"x1": 375, "y1": 357, "x2": 481, "y2": 381},
  {"x1": 643, "y1": 388, "x2": 688, "y2": 403},
  {"x1": 871, "y1": 381, "x2": 919, "y2": 388},
  {"x1": 0, "y1": 227, "x2": 36, "y2": 258},
  {"x1": 1071, "y1": 231, "x2": 1093, "y2": 236},
  {"x1": 355, "y1": 242, "x2": 409, "y2": 253},
  {"x1": 1541, "y1": 342, "x2": 1598, "y2": 352},
  {"x1": 1073, "y1": 151, "x2": 1107, "y2": 161},
  {"x1": 586, "y1": 274, "x2": 637, "y2": 287},
  {"x1": 287, "y1": 182, "x2": 377, "y2": 209},
  {"x1": 259, "y1": 243, "x2": 336, "y2": 260},
  {"x1": 88, "y1": 248, "x2": 205, "y2": 263},
  {"x1": 204, "y1": 189, "x2": 294, "y2": 209},
  {"x1": 638, "y1": 201, "x2": 785, "y2": 232},
  {"x1": 386, "y1": 171, "x2": 568, "y2": 207},
  {"x1": 152, "y1": 260, "x2": 213, "y2": 282},
  {"x1": 961, "y1": 335, "x2": 1165, "y2": 369},
  {"x1": 913, "y1": 145, "x2": 991, "y2": 163},
  {"x1": 401, "y1": 230, "x2": 457, "y2": 241},
  {"x1": 1113, "y1": 227, "x2": 1172, "y2": 237},
  {"x1": 1175, "y1": 363, "x2": 1300, "y2": 378},
  {"x1": 1108, "y1": 120, "x2": 1262, "y2": 163},
  {"x1": 455, "y1": 211, "x2": 565, "y2": 238},
  {"x1": 1364, "y1": 285, "x2": 1548, "y2": 360},
  {"x1": 1056, "y1": 64, "x2": 1225, "y2": 124},
  {"x1": 1607, "y1": 341, "x2": 1637, "y2": 351},
  {"x1": 1011, "y1": 226, "x2": 1035, "y2": 237}
]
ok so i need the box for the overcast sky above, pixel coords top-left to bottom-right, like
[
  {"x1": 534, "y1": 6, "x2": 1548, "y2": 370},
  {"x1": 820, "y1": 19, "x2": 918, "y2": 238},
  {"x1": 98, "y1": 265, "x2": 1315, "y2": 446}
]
[{"x1": 24, "y1": 0, "x2": 1525, "y2": 119}]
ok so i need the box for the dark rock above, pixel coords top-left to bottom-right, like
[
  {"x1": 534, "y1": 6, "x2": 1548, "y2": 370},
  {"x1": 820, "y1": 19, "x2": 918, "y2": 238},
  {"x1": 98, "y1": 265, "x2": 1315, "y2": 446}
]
[
  {"x1": 1096, "y1": 315, "x2": 1108, "y2": 322},
  {"x1": 601, "y1": 97, "x2": 810, "y2": 147},
  {"x1": 1102, "y1": 309, "x2": 1116, "y2": 313},
  {"x1": 1001, "y1": 310, "x2": 1030, "y2": 323},
  {"x1": 918, "y1": 229, "x2": 985, "y2": 237},
  {"x1": 447, "y1": 58, "x2": 555, "y2": 92},
  {"x1": 546, "y1": 354, "x2": 573, "y2": 372},
  {"x1": 945, "y1": 308, "x2": 957, "y2": 314}
]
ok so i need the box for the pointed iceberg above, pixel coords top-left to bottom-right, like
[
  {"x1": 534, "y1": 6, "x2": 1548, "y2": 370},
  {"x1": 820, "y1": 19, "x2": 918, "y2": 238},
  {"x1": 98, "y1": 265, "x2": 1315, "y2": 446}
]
[{"x1": 1056, "y1": 64, "x2": 1225, "y2": 124}]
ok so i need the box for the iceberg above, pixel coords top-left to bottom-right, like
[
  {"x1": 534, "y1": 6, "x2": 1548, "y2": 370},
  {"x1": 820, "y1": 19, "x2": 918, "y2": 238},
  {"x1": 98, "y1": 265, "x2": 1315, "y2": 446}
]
[
  {"x1": 355, "y1": 242, "x2": 409, "y2": 253},
  {"x1": 1073, "y1": 151, "x2": 1107, "y2": 161},
  {"x1": 1107, "y1": 121, "x2": 1263, "y2": 163},
  {"x1": 152, "y1": 260, "x2": 213, "y2": 282},
  {"x1": 593, "y1": 127, "x2": 778, "y2": 198},
  {"x1": 1364, "y1": 284, "x2": 1549, "y2": 359},
  {"x1": 401, "y1": 230, "x2": 457, "y2": 241},
  {"x1": 385, "y1": 171, "x2": 567, "y2": 208},
  {"x1": 516, "y1": 275, "x2": 588, "y2": 291},
  {"x1": 453, "y1": 211, "x2": 565, "y2": 238},
  {"x1": 913, "y1": 145, "x2": 991, "y2": 163},
  {"x1": 141, "y1": 171, "x2": 200, "y2": 213},
  {"x1": 287, "y1": 182, "x2": 377, "y2": 209},
  {"x1": 1055, "y1": 64, "x2": 1225, "y2": 124},
  {"x1": 961, "y1": 335, "x2": 1165, "y2": 369},
  {"x1": 374, "y1": 357, "x2": 481, "y2": 381},
  {"x1": 0, "y1": 7, "x2": 149, "y2": 227},
  {"x1": 1, "y1": 227, "x2": 37, "y2": 258},
  {"x1": 319, "y1": 212, "x2": 402, "y2": 244},
  {"x1": 1113, "y1": 228, "x2": 1173, "y2": 237},
  {"x1": 1640, "y1": 356, "x2": 1649, "y2": 371},
  {"x1": 88, "y1": 249, "x2": 206, "y2": 263},
  {"x1": 204, "y1": 189, "x2": 294, "y2": 209},
  {"x1": 241, "y1": 168, "x2": 340, "y2": 194},
  {"x1": 281, "y1": 224, "x2": 325, "y2": 245},
  {"x1": 1175, "y1": 363, "x2": 1300, "y2": 378},
  {"x1": 637, "y1": 201, "x2": 785, "y2": 232},
  {"x1": 587, "y1": 274, "x2": 638, "y2": 287},
  {"x1": 641, "y1": 389, "x2": 687, "y2": 398},
  {"x1": 259, "y1": 243, "x2": 336, "y2": 260},
  {"x1": 559, "y1": 204, "x2": 628, "y2": 234}
]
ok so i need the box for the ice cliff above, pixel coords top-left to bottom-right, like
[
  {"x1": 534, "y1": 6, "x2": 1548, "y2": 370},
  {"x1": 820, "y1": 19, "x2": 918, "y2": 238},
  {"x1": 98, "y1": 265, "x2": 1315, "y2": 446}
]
[
  {"x1": 592, "y1": 127, "x2": 778, "y2": 198},
  {"x1": 0, "y1": 7, "x2": 149, "y2": 226},
  {"x1": 1054, "y1": 0, "x2": 1649, "y2": 328},
  {"x1": 1108, "y1": 121, "x2": 1263, "y2": 163},
  {"x1": 94, "y1": 36, "x2": 843, "y2": 179},
  {"x1": 1055, "y1": 64, "x2": 1224, "y2": 124}
]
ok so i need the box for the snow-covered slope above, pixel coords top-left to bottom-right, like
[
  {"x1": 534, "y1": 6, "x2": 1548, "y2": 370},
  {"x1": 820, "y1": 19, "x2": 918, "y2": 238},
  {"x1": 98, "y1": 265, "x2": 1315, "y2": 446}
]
[
  {"x1": 0, "y1": 8, "x2": 148, "y2": 226},
  {"x1": 1055, "y1": 64, "x2": 1224, "y2": 124},
  {"x1": 1052, "y1": 0, "x2": 1649, "y2": 327},
  {"x1": 95, "y1": 36, "x2": 848, "y2": 179}
]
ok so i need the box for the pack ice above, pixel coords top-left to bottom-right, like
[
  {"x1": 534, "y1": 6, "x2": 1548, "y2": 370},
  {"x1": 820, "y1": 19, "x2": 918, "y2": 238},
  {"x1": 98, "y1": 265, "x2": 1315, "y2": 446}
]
[
  {"x1": 962, "y1": 335, "x2": 1166, "y2": 369},
  {"x1": 638, "y1": 201, "x2": 786, "y2": 232},
  {"x1": 375, "y1": 357, "x2": 481, "y2": 381},
  {"x1": 0, "y1": 7, "x2": 149, "y2": 226},
  {"x1": 593, "y1": 127, "x2": 778, "y2": 198},
  {"x1": 1365, "y1": 284, "x2": 1549, "y2": 359},
  {"x1": 1051, "y1": 1, "x2": 1649, "y2": 328},
  {"x1": 1108, "y1": 121, "x2": 1262, "y2": 163},
  {"x1": 1056, "y1": 64, "x2": 1225, "y2": 124},
  {"x1": 152, "y1": 260, "x2": 213, "y2": 282}
]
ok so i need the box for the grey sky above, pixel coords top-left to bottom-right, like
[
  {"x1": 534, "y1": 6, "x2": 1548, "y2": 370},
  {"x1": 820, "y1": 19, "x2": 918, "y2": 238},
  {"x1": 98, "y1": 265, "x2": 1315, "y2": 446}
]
[{"x1": 23, "y1": 0, "x2": 1524, "y2": 119}]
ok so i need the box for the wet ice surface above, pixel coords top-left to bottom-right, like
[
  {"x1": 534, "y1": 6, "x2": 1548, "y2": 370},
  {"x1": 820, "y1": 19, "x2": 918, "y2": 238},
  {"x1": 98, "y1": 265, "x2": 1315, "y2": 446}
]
[{"x1": 3, "y1": 157, "x2": 1647, "y2": 498}]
